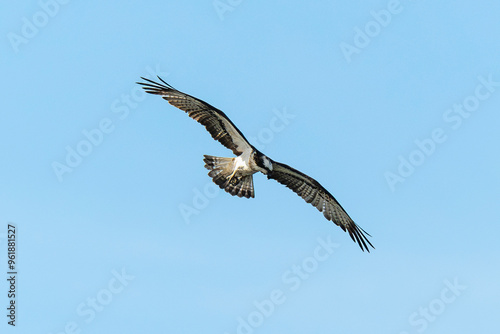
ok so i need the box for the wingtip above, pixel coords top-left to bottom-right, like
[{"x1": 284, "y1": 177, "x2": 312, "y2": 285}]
[
  {"x1": 350, "y1": 224, "x2": 375, "y2": 253},
  {"x1": 136, "y1": 76, "x2": 175, "y2": 95}
]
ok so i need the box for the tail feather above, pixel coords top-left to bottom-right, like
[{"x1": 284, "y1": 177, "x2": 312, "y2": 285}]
[
  {"x1": 203, "y1": 155, "x2": 255, "y2": 198},
  {"x1": 227, "y1": 174, "x2": 254, "y2": 198}
]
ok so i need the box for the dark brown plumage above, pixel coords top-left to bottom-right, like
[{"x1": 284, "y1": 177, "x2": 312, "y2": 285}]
[
  {"x1": 267, "y1": 161, "x2": 373, "y2": 252},
  {"x1": 138, "y1": 77, "x2": 374, "y2": 252}
]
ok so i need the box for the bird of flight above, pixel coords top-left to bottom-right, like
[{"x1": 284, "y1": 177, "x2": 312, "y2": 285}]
[{"x1": 138, "y1": 77, "x2": 374, "y2": 252}]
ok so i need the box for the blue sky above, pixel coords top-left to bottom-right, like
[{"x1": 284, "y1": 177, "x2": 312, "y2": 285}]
[{"x1": 1, "y1": 0, "x2": 500, "y2": 333}]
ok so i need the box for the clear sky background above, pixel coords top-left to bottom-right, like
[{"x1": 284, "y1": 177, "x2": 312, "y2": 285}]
[{"x1": 1, "y1": 1, "x2": 499, "y2": 333}]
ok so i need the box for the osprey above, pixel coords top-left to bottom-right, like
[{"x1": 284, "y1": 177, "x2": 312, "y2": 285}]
[{"x1": 138, "y1": 77, "x2": 374, "y2": 252}]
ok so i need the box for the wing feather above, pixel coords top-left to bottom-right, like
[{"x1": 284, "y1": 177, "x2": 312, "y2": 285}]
[
  {"x1": 267, "y1": 161, "x2": 374, "y2": 252},
  {"x1": 137, "y1": 77, "x2": 252, "y2": 155}
]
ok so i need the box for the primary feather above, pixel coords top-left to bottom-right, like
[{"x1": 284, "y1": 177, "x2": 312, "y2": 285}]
[{"x1": 138, "y1": 77, "x2": 374, "y2": 252}]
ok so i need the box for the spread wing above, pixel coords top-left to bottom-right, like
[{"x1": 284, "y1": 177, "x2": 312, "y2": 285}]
[
  {"x1": 138, "y1": 77, "x2": 252, "y2": 155},
  {"x1": 267, "y1": 161, "x2": 374, "y2": 252}
]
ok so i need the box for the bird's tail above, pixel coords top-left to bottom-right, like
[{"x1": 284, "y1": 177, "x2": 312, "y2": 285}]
[{"x1": 203, "y1": 155, "x2": 255, "y2": 198}]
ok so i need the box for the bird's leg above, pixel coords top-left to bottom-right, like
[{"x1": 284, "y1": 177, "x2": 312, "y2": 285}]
[{"x1": 224, "y1": 168, "x2": 239, "y2": 187}]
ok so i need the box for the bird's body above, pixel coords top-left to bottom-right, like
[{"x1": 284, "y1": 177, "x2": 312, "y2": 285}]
[{"x1": 138, "y1": 77, "x2": 374, "y2": 252}]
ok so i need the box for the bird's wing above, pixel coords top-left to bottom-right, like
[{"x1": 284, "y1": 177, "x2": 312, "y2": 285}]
[
  {"x1": 138, "y1": 77, "x2": 253, "y2": 155},
  {"x1": 267, "y1": 161, "x2": 374, "y2": 252}
]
